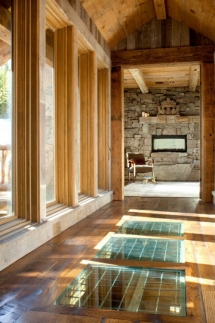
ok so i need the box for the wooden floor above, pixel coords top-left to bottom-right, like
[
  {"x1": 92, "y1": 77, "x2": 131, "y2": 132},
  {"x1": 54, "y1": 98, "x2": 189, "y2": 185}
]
[{"x1": 1, "y1": 196, "x2": 215, "y2": 323}]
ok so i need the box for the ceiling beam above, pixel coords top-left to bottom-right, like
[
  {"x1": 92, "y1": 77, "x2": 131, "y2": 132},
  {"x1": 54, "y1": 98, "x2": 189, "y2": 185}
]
[
  {"x1": 111, "y1": 45, "x2": 214, "y2": 68},
  {"x1": 129, "y1": 69, "x2": 148, "y2": 93},
  {"x1": 189, "y1": 65, "x2": 200, "y2": 91},
  {"x1": 153, "y1": 0, "x2": 166, "y2": 20},
  {"x1": 0, "y1": 4, "x2": 11, "y2": 45}
]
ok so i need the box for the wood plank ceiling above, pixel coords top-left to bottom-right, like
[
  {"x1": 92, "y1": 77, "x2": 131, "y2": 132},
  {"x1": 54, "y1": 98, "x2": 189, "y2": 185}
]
[{"x1": 80, "y1": 0, "x2": 215, "y2": 90}]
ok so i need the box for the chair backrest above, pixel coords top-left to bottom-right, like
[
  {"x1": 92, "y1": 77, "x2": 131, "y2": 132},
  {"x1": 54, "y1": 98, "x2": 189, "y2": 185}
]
[{"x1": 126, "y1": 152, "x2": 145, "y2": 167}]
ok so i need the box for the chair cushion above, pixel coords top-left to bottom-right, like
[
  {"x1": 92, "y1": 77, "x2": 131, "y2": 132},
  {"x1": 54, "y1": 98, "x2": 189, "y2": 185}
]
[{"x1": 129, "y1": 158, "x2": 145, "y2": 165}]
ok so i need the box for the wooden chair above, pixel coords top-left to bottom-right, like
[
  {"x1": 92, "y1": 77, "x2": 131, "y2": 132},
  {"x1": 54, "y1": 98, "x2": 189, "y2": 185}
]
[{"x1": 126, "y1": 152, "x2": 155, "y2": 182}]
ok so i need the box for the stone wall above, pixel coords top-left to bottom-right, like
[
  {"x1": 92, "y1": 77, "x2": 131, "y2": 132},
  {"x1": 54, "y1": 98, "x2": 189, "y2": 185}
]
[{"x1": 124, "y1": 87, "x2": 200, "y2": 181}]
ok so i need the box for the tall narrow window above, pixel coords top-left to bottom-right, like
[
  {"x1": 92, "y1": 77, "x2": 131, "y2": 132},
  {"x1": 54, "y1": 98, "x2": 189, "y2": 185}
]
[
  {"x1": 45, "y1": 27, "x2": 55, "y2": 204},
  {"x1": 0, "y1": 3, "x2": 12, "y2": 221}
]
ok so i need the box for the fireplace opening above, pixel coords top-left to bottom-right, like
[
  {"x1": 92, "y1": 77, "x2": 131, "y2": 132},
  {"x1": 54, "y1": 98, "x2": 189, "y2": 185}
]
[{"x1": 152, "y1": 135, "x2": 187, "y2": 152}]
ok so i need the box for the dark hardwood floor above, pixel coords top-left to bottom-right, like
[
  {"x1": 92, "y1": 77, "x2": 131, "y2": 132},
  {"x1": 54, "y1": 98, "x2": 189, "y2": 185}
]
[{"x1": 0, "y1": 196, "x2": 215, "y2": 323}]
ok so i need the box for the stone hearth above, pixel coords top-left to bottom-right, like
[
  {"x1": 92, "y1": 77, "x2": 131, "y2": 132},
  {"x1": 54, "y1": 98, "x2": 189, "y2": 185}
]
[{"x1": 124, "y1": 88, "x2": 200, "y2": 181}]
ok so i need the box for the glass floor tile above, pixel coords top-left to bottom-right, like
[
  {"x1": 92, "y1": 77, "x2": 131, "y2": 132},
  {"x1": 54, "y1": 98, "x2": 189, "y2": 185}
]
[
  {"x1": 54, "y1": 264, "x2": 186, "y2": 317},
  {"x1": 94, "y1": 236, "x2": 184, "y2": 263},
  {"x1": 116, "y1": 221, "x2": 184, "y2": 237}
]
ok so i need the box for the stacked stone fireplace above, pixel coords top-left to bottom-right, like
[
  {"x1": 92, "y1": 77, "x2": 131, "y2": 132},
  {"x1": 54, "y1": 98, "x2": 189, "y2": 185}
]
[{"x1": 124, "y1": 87, "x2": 200, "y2": 181}]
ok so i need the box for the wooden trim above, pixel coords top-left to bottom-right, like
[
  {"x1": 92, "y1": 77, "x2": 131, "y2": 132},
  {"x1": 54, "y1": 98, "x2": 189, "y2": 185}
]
[
  {"x1": 201, "y1": 62, "x2": 215, "y2": 202},
  {"x1": 111, "y1": 45, "x2": 215, "y2": 68},
  {"x1": 111, "y1": 66, "x2": 124, "y2": 201}
]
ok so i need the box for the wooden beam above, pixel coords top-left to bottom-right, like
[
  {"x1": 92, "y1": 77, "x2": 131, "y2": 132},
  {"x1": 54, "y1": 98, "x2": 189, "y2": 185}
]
[
  {"x1": 189, "y1": 65, "x2": 200, "y2": 91},
  {"x1": 200, "y1": 62, "x2": 215, "y2": 202},
  {"x1": 111, "y1": 67, "x2": 124, "y2": 201},
  {"x1": 0, "y1": 39, "x2": 10, "y2": 65},
  {"x1": 128, "y1": 69, "x2": 149, "y2": 93},
  {"x1": 111, "y1": 45, "x2": 214, "y2": 68},
  {"x1": 0, "y1": 4, "x2": 11, "y2": 45},
  {"x1": 153, "y1": 0, "x2": 166, "y2": 20}
]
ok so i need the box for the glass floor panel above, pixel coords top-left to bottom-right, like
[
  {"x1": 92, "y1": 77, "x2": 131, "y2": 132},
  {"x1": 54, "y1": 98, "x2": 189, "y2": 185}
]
[
  {"x1": 95, "y1": 236, "x2": 184, "y2": 263},
  {"x1": 54, "y1": 264, "x2": 186, "y2": 317},
  {"x1": 116, "y1": 221, "x2": 184, "y2": 237}
]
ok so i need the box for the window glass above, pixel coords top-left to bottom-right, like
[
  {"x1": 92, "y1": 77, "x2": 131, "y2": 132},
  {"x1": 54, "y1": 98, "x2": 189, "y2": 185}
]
[
  {"x1": 0, "y1": 4, "x2": 13, "y2": 221},
  {"x1": 45, "y1": 27, "x2": 55, "y2": 203}
]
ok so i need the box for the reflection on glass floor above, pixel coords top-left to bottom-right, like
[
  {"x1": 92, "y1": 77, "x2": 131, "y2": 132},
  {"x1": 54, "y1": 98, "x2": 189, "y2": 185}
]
[
  {"x1": 95, "y1": 236, "x2": 184, "y2": 263},
  {"x1": 54, "y1": 264, "x2": 186, "y2": 317},
  {"x1": 116, "y1": 221, "x2": 184, "y2": 236}
]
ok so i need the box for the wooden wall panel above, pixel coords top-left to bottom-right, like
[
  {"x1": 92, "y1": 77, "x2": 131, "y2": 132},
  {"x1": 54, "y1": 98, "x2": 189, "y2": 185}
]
[
  {"x1": 111, "y1": 67, "x2": 124, "y2": 200},
  {"x1": 13, "y1": 0, "x2": 46, "y2": 222},
  {"x1": 113, "y1": 17, "x2": 213, "y2": 51},
  {"x1": 200, "y1": 62, "x2": 215, "y2": 202}
]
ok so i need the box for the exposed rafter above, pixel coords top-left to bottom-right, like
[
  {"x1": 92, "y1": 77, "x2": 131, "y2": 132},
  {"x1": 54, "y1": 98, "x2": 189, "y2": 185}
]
[
  {"x1": 128, "y1": 69, "x2": 148, "y2": 93},
  {"x1": 153, "y1": 0, "x2": 166, "y2": 20},
  {"x1": 189, "y1": 65, "x2": 200, "y2": 91},
  {"x1": 0, "y1": 4, "x2": 11, "y2": 45}
]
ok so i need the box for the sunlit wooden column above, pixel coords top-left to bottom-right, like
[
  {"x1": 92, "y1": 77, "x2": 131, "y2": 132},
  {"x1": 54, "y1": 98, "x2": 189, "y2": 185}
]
[
  {"x1": 200, "y1": 62, "x2": 215, "y2": 202},
  {"x1": 55, "y1": 26, "x2": 79, "y2": 206},
  {"x1": 13, "y1": 0, "x2": 46, "y2": 222},
  {"x1": 111, "y1": 66, "x2": 124, "y2": 200},
  {"x1": 80, "y1": 52, "x2": 98, "y2": 197},
  {"x1": 67, "y1": 26, "x2": 79, "y2": 206},
  {"x1": 98, "y1": 68, "x2": 111, "y2": 191}
]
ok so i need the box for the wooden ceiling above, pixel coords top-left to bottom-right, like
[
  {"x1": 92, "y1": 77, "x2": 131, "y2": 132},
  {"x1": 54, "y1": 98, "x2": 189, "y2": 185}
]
[
  {"x1": 80, "y1": 0, "x2": 213, "y2": 90},
  {"x1": 124, "y1": 63, "x2": 200, "y2": 91},
  {"x1": 80, "y1": 0, "x2": 215, "y2": 49}
]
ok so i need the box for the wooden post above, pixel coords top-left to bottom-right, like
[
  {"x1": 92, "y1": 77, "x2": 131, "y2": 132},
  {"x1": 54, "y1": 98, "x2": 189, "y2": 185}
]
[
  {"x1": 13, "y1": 0, "x2": 46, "y2": 222},
  {"x1": 98, "y1": 68, "x2": 111, "y2": 191},
  {"x1": 201, "y1": 62, "x2": 215, "y2": 202},
  {"x1": 67, "y1": 26, "x2": 79, "y2": 206},
  {"x1": 55, "y1": 26, "x2": 79, "y2": 206},
  {"x1": 80, "y1": 52, "x2": 98, "y2": 197},
  {"x1": 111, "y1": 66, "x2": 124, "y2": 200}
]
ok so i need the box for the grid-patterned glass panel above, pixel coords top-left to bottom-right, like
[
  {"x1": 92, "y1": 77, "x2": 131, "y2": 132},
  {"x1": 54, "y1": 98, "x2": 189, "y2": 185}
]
[
  {"x1": 116, "y1": 221, "x2": 184, "y2": 236},
  {"x1": 95, "y1": 237, "x2": 184, "y2": 263},
  {"x1": 54, "y1": 265, "x2": 186, "y2": 317}
]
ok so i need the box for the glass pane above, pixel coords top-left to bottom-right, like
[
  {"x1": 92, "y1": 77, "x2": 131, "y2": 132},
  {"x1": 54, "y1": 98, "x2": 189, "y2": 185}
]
[
  {"x1": 116, "y1": 221, "x2": 184, "y2": 237},
  {"x1": 45, "y1": 27, "x2": 55, "y2": 203},
  {"x1": 0, "y1": 4, "x2": 12, "y2": 220},
  {"x1": 54, "y1": 264, "x2": 186, "y2": 317},
  {"x1": 95, "y1": 237, "x2": 184, "y2": 263}
]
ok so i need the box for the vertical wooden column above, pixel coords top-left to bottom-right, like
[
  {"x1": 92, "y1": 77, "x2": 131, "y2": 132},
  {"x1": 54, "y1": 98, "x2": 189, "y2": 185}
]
[
  {"x1": 111, "y1": 66, "x2": 124, "y2": 200},
  {"x1": 55, "y1": 26, "x2": 79, "y2": 206},
  {"x1": 98, "y1": 68, "x2": 111, "y2": 191},
  {"x1": 201, "y1": 62, "x2": 215, "y2": 202},
  {"x1": 80, "y1": 52, "x2": 98, "y2": 197},
  {"x1": 13, "y1": 0, "x2": 46, "y2": 222}
]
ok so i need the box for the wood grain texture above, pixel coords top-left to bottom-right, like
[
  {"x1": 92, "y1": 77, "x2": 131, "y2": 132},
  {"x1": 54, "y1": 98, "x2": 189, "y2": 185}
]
[
  {"x1": 111, "y1": 45, "x2": 214, "y2": 68},
  {"x1": 111, "y1": 67, "x2": 124, "y2": 200},
  {"x1": 200, "y1": 62, "x2": 215, "y2": 202},
  {"x1": 0, "y1": 195, "x2": 211, "y2": 322}
]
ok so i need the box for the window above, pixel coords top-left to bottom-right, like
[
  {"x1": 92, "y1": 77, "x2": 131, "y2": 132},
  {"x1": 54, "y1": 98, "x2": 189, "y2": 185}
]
[
  {"x1": 0, "y1": 4, "x2": 13, "y2": 222},
  {"x1": 45, "y1": 27, "x2": 56, "y2": 204}
]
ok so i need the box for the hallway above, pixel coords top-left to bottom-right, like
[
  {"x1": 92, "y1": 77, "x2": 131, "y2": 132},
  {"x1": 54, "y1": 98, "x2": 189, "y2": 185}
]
[{"x1": 0, "y1": 196, "x2": 215, "y2": 323}]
